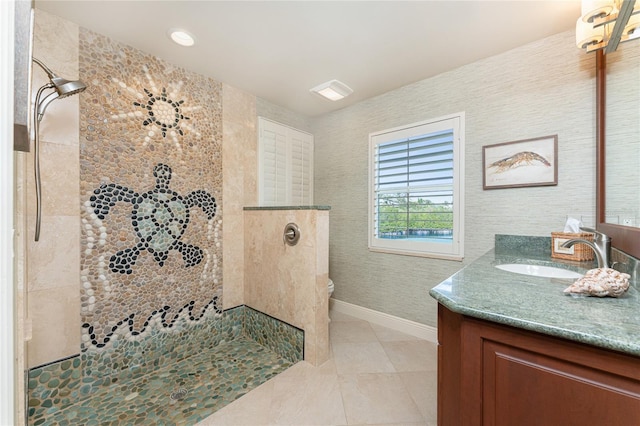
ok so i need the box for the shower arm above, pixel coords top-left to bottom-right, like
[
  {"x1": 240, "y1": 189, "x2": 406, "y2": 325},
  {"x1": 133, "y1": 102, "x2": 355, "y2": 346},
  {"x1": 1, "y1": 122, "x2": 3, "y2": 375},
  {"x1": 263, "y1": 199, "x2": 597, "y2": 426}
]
[{"x1": 32, "y1": 57, "x2": 56, "y2": 79}]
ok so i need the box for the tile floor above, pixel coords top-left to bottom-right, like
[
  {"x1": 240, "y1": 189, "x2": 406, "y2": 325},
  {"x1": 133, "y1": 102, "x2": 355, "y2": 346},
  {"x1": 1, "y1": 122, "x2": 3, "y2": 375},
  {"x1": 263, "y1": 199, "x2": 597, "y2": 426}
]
[
  {"x1": 28, "y1": 336, "x2": 295, "y2": 426},
  {"x1": 197, "y1": 309, "x2": 438, "y2": 426}
]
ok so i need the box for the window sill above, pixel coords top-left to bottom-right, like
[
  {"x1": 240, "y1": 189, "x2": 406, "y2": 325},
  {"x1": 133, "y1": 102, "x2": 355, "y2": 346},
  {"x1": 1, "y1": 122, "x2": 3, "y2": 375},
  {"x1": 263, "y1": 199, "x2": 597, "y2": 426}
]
[{"x1": 368, "y1": 246, "x2": 464, "y2": 261}]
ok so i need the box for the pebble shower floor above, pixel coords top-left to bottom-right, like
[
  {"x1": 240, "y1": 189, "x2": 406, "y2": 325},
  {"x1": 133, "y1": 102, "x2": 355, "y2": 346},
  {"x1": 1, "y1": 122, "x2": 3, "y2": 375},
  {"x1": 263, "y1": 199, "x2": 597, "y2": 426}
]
[{"x1": 28, "y1": 306, "x2": 303, "y2": 426}]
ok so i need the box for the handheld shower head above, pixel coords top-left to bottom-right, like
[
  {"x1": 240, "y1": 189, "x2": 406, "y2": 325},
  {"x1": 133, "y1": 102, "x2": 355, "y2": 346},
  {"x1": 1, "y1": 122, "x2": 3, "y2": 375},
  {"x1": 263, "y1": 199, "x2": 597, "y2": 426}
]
[
  {"x1": 33, "y1": 57, "x2": 86, "y2": 97},
  {"x1": 31, "y1": 57, "x2": 87, "y2": 241},
  {"x1": 51, "y1": 76, "x2": 87, "y2": 98},
  {"x1": 32, "y1": 57, "x2": 87, "y2": 120}
]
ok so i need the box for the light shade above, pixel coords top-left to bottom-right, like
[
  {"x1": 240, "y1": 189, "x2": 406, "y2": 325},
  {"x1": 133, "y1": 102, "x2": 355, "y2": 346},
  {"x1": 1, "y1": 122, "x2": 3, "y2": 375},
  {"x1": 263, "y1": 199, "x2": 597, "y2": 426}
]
[
  {"x1": 576, "y1": 16, "x2": 605, "y2": 48},
  {"x1": 624, "y1": 12, "x2": 640, "y2": 38},
  {"x1": 581, "y1": 0, "x2": 615, "y2": 23},
  {"x1": 168, "y1": 29, "x2": 195, "y2": 47},
  {"x1": 310, "y1": 80, "x2": 353, "y2": 101}
]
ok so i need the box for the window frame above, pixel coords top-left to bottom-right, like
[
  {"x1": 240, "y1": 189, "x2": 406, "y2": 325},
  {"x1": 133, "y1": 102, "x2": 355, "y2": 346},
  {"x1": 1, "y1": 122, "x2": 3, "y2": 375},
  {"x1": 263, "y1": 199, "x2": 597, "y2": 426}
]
[{"x1": 368, "y1": 112, "x2": 465, "y2": 260}]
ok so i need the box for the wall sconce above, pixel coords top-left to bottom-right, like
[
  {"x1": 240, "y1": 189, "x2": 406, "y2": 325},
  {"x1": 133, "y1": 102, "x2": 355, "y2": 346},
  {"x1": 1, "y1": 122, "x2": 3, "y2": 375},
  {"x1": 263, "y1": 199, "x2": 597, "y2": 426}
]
[
  {"x1": 310, "y1": 80, "x2": 353, "y2": 101},
  {"x1": 577, "y1": 0, "x2": 640, "y2": 53}
]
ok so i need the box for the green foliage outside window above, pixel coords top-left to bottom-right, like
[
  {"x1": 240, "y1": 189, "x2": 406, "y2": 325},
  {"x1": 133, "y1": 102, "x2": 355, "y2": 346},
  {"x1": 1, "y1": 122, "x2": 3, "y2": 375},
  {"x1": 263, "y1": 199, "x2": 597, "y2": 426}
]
[{"x1": 377, "y1": 193, "x2": 453, "y2": 238}]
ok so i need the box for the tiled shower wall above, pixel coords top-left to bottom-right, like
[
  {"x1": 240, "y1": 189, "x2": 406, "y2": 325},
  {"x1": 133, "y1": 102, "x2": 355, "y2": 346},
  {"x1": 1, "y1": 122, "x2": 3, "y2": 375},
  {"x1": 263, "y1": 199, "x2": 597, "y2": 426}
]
[
  {"x1": 78, "y1": 28, "x2": 224, "y2": 351},
  {"x1": 25, "y1": 9, "x2": 257, "y2": 369},
  {"x1": 26, "y1": 9, "x2": 82, "y2": 368}
]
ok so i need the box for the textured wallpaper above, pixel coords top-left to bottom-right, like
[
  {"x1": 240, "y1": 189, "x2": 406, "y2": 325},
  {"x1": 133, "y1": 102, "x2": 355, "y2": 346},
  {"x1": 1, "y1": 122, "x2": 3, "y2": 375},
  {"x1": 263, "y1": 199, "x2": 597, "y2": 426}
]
[{"x1": 312, "y1": 30, "x2": 597, "y2": 327}]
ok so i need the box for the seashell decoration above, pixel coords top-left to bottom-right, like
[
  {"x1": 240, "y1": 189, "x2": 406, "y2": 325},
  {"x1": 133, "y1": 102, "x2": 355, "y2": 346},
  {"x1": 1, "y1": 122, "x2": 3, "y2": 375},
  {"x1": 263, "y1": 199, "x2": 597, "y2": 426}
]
[{"x1": 564, "y1": 268, "x2": 631, "y2": 297}]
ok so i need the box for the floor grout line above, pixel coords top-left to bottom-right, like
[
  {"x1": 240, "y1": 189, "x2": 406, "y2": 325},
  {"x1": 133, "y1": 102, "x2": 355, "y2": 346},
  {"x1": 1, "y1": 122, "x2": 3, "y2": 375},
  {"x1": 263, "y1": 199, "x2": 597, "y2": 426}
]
[{"x1": 201, "y1": 312, "x2": 437, "y2": 425}]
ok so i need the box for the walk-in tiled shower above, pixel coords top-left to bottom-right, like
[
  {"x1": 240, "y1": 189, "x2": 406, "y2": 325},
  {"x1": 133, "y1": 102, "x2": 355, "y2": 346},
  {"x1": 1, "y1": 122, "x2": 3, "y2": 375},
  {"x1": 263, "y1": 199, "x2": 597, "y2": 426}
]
[{"x1": 26, "y1": 25, "x2": 305, "y2": 425}]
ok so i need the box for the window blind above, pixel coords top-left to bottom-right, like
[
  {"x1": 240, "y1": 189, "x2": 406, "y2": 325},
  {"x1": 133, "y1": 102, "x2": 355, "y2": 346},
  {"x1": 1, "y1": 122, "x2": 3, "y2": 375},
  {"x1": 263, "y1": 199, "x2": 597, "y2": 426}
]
[
  {"x1": 374, "y1": 129, "x2": 454, "y2": 240},
  {"x1": 368, "y1": 113, "x2": 464, "y2": 259}
]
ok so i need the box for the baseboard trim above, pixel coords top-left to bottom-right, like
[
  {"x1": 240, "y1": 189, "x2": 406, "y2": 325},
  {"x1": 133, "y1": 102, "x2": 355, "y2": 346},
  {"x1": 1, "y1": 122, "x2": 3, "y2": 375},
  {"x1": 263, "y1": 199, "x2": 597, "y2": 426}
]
[{"x1": 329, "y1": 299, "x2": 438, "y2": 344}]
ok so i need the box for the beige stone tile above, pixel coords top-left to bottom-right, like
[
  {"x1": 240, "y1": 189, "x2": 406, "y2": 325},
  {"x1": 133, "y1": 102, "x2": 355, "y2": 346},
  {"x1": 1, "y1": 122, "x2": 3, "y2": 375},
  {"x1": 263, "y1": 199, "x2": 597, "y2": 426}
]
[
  {"x1": 221, "y1": 87, "x2": 254, "y2": 313},
  {"x1": 33, "y1": 10, "x2": 79, "y2": 79},
  {"x1": 328, "y1": 308, "x2": 361, "y2": 323},
  {"x1": 316, "y1": 211, "x2": 329, "y2": 275},
  {"x1": 220, "y1": 87, "x2": 257, "y2": 207},
  {"x1": 34, "y1": 95, "x2": 80, "y2": 147},
  {"x1": 197, "y1": 378, "x2": 275, "y2": 425},
  {"x1": 330, "y1": 319, "x2": 379, "y2": 343},
  {"x1": 32, "y1": 10, "x2": 81, "y2": 148},
  {"x1": 332, "y1": 342, "x2": 395, "y2": 375},
  {"x1": 268, "y1": 360, "x2": 347, "y2": 425},
  {"x1": 399, "y1": 370, "x2": 438, "y2": 423},
  {"x1": 222, "y1": 83, "x2": 256, "y2": 128},
  {"x1": 222, "y1": 212, "x2": 244, "y2": 309},
  {"x1": 244, "y1": 209, "x2": 329, "y2": 366},
  {"x1": 27, "y1": 215, "x2": 80, "y2": 291},
  {"x1": 240, "y1": 121, "x2": 258, "y2": 206},
  {"x1": 223, "y1": 121, "x2": 250, "y2": 212},
  {"x1": 25, "y1": 141, "x2": 80, "y2": 217},
  {"x1": 381, "y1": 340, "x2": 438, "y2": 372},
  {"x1": 338, "y1": 373, "x2": 424, "y2": 425},
  {"x1": 312, "y1": 286, "x2": 330, "y2": 365},
  {"x1": 27, "y1": 284, "x2": 80, "y2": 367},
  {"x1": 370, "y1": 322, "x2": 423, "y2": 342}
]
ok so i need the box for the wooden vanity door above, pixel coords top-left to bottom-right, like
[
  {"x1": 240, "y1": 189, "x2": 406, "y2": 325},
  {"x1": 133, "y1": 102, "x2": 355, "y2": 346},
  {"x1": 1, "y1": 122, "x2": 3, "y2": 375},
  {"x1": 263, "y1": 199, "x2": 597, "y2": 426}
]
[
  {"x1": 481, "y1": 339, "x2": 640, "y2": 425},
  {"x1": 437, "y1": 305, "x2": 640, "y2": 426}
]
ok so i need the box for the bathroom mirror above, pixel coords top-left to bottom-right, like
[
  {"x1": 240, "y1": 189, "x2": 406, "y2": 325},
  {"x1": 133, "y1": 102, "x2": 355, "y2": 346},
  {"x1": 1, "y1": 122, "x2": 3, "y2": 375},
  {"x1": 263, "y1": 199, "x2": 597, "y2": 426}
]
[{"x1": 596, "y1": 43, "x2": 640, "y2": 259}]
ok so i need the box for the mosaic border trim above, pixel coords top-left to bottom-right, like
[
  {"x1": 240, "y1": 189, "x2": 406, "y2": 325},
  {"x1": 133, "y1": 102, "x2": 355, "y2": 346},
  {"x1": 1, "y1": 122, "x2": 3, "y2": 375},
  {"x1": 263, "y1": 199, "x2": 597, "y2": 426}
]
[
  {"x1": 242, "y1": 305, "x2": 304, "y2": 363},
  {"x1": 82, "y1": 295, "x2": 223, "y2": 349}
]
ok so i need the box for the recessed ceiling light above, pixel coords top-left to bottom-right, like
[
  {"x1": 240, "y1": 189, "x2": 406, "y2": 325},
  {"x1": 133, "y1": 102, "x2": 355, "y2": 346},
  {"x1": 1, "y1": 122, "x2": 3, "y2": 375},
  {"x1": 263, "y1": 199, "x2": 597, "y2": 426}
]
[
  {"x1": 310, "y1": 80, "x2": 353, "y2": 101},
  {"x1": 168, "y1": 29, "x2": 195, "y2": 47}
]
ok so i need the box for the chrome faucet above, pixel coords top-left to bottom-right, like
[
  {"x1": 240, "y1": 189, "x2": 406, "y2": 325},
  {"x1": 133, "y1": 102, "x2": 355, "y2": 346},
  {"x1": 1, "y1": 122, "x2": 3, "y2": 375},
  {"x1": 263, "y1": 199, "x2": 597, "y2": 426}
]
[{"x1": 561, "y1": 227, "x2": 611, "y2": 268}]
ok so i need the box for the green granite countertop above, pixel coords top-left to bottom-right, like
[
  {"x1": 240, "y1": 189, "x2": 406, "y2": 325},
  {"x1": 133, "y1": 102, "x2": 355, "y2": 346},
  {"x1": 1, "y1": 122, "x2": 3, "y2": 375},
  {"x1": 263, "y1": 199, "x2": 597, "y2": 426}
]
[{"x1": 429, "y1": 246, "x2": 640, "y2": 357}]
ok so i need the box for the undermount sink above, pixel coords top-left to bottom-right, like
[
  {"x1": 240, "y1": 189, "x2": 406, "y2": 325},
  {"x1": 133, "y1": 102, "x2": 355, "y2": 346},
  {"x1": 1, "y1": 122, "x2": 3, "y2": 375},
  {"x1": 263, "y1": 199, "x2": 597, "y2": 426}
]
[{"x1": 495, "y1": 263, "x2": 583, "y2": 279}]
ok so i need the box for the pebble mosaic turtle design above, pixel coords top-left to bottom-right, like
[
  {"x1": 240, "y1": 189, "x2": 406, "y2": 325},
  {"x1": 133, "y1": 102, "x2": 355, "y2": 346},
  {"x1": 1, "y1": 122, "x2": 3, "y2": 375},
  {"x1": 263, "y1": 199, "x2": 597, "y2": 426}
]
[{"x1": 90, "y1": 163, "x2": 217, "y2": 274}]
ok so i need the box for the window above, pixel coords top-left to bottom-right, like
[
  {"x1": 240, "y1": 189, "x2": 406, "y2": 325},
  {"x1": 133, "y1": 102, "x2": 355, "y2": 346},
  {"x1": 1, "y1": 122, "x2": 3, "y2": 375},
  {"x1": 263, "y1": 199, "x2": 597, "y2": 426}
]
[
  {"x1": 368, "y1": 113, "x2": 464, "y2": 260},
  {"x1": 258, "y1": 117, "x2": 314, "y2": 206}
]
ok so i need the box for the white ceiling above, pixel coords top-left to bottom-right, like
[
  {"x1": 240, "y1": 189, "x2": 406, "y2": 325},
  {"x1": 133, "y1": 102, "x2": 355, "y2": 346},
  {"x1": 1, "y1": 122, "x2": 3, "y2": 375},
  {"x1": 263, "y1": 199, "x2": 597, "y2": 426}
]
[{"x1": 36, "y1": 1, "x2": 581, "y2": 117}]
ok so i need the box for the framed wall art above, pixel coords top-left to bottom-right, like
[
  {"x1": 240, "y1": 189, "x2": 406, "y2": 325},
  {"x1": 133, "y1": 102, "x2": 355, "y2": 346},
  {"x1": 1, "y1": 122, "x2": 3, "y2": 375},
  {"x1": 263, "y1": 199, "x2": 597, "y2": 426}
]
[{"x1": 483, "y1": 135, "x2": 558, "y2": 190}]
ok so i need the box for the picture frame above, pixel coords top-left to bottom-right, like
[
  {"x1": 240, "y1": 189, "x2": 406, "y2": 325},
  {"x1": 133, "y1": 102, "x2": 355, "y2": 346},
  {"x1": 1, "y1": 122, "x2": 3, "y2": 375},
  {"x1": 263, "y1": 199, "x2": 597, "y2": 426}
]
[{"x1": 482, "y1": 135, "x2": 558, "y2": 190}]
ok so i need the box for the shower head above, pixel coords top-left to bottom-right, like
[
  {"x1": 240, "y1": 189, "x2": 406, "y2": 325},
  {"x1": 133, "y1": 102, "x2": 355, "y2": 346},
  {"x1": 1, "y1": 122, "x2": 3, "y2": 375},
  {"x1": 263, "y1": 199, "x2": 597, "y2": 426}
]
[
  {"x1": 50, "y1": 76, "x2": 87, "y2": 98},
  {"x1": 31, "y1": 57, "x2": 87, "y2": 242},
  {"x1": 33, "y1": 57, "x2": 87, "y2": 96},
  {"x1": 32, "y1": 57, "x2": 87, "y2": 120}
]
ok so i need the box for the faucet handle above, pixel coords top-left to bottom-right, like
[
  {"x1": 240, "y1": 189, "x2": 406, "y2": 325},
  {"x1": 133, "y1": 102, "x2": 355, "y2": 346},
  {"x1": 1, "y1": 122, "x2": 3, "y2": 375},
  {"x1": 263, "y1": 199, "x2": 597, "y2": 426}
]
[{"x1": 579, "y1": 227, "x2": 611, "y2": 242}]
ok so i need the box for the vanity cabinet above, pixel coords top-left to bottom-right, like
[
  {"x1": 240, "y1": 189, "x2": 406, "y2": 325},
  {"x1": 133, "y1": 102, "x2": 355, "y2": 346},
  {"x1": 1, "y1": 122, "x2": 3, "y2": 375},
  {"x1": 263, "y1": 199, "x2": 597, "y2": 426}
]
[{"x1": 437, "y1": 304, "x2": 640, "y2": 426}]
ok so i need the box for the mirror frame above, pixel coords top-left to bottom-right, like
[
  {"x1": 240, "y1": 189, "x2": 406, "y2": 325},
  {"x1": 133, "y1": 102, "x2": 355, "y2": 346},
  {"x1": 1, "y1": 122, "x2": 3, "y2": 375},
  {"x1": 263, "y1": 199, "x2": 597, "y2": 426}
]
[{"x1": 596, "y1": 50, "x2": 640, "y2": 259}]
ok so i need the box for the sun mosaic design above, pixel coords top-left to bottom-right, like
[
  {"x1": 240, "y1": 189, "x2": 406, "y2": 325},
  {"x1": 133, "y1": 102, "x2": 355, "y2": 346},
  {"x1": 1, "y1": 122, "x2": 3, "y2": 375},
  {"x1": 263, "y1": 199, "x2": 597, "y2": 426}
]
[{"x1": 110, "y1": 64, "x2": 202, "y2": 150}]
